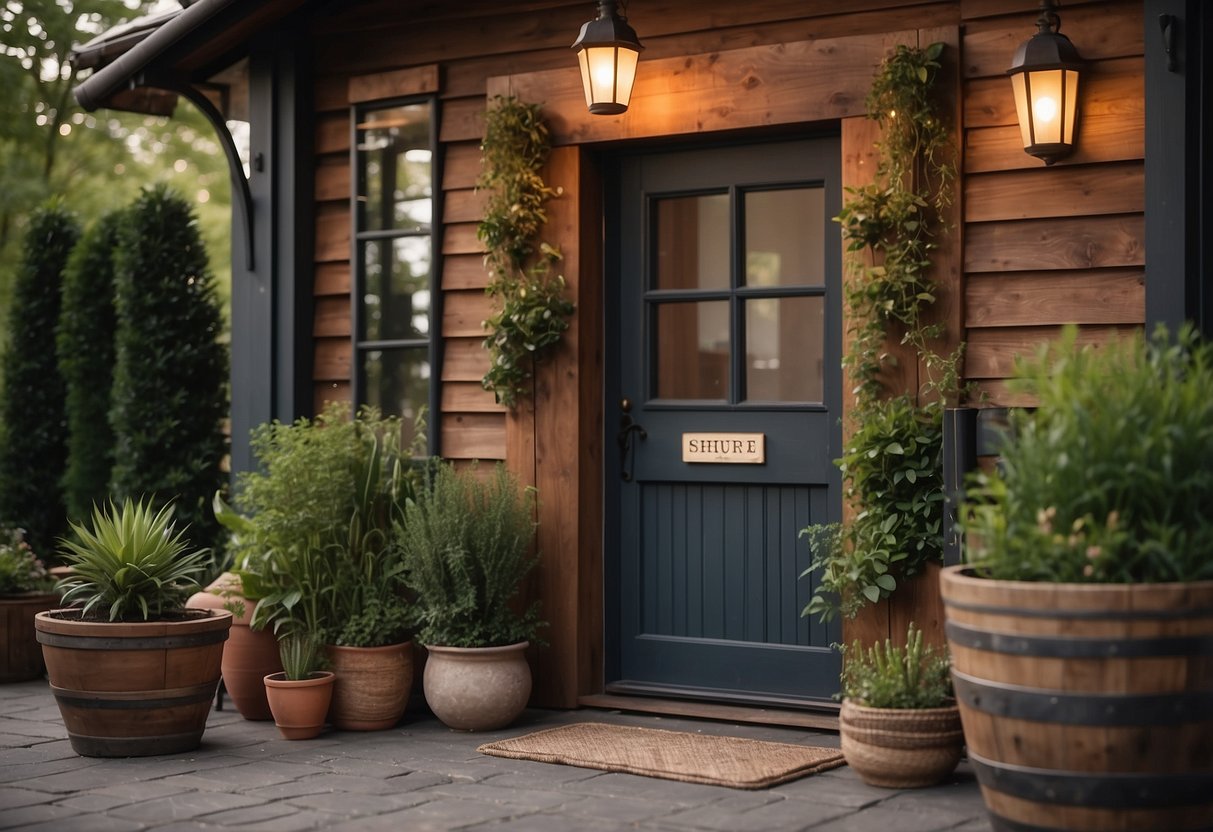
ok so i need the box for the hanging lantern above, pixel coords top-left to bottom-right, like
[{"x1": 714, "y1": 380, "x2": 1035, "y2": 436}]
[
  {"x1": 572, "y1": 0, "x2": 644, "y2": 116},
  {"x1": 1008, "y1": 0, "x2": 1085, "y2": 165}
]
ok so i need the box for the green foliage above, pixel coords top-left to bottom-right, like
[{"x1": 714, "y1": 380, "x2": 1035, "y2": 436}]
[
  {"x1": 226, "y1": 403, "x2": 420, "y2": 645},
  {"x1": 802, "y1": 43, "x2": 959, "y2": 621},
  {"x1": 0, "y1": 201, "x2": 79, "y2": 554},
  {"x1": 0, "y1": 527, "x2": 53, "y2": 595},
  {"x1": 56, "y1": 497, "x2": 210, "y2": 621},
  {"x1": 477, "y1": 96, "x2": 574, "y2": 408},
  {"x1": 278, "y1": 633, "x2": 324, "y2": 682},
  {"x1": 58, "y1": 209, "x2": 123, "y2": 524},
  {"x1": 399, "y1": 463, "x2": 543, "y2": 648},
  {"x1": 109, "y1": 184, "x2": 228, "y2": 558},
  {"x1": 839, "y1": 622, "x2": 952, "y2": 709},
  {"x1": 964, "y1": 325, "x2": 1213, "y2": 584}
]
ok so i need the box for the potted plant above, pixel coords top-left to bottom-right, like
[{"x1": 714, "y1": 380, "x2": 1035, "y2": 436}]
[
  {"x1": 233, "y1": 403, "x2": 420, "y2": 731},
  {"x1": 0, "y1": 527, "x2": 58, "y2": 682},
  {"x1": 944, "y1": 325, "x2": 1213, "y2": 831},
  {"x1": 263, "y1": 632, "x2": 335, "y2": 740},
  {"x1": 398, "y1": 462, "x2": 542, "y2": 731},
  {"x1": 837, "y1": 622, "x2": 962, "y2": 788},
  {"x1": 35, "y1": 498, "x2": 231, "y2": 757}
]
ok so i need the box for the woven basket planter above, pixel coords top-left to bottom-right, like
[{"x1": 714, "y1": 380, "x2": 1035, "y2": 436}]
[{"x1": 839, "y1": 699, "x2": 964, "y2": 788}]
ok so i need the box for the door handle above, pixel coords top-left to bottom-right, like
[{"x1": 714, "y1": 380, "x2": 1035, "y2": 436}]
[{"x1": 618, "y1": 399, "x2": 647, "y2": 482}]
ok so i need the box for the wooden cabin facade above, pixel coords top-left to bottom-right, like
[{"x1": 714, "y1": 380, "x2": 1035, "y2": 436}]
[{"x1": 73, "y1": 0, "x2": 1211, "y2": 717}]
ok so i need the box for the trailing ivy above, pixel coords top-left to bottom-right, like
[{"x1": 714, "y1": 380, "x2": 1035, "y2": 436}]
[
  {"x1": 802, "y1": 43, "x2": 960, "y2": 621},
  {"x1": 477, "y1": 96, "x2": 574, "y2": 408}
]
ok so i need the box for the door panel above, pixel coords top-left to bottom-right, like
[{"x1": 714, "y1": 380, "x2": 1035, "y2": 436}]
[{"x1": 608, "y1": 138, "x2": 843, "y2": 706}]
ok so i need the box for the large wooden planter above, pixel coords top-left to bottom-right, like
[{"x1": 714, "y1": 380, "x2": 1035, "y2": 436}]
[
  {"x1": 1, "y1": 592, "x2": 58, "y2": 682},
  {"x1": 940, "y1": 565, "x2": 1213, "y2": 832},
  {"x1": 35, "y1": 609, "x2": 232, "y2": 757}
]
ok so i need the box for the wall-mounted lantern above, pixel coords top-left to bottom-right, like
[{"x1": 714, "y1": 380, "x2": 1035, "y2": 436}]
[
  {"x1": 1008, "y1": 0, "x2": 1084, "y2": 165},
  {"x1": 572, "y1": 0, "x2": 643, "y2": 116}
]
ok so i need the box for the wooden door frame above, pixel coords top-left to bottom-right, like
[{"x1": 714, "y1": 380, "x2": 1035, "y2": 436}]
[{"x1": 492, "y1": 24, "x2": 961, "y2": 708}]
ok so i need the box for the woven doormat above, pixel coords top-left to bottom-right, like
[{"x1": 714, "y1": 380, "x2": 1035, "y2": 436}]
[{"x1": 477, "y1": 722, "x2": 845, "y2": 789}]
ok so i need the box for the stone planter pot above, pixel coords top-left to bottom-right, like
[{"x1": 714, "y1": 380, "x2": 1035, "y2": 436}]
[
  {"x1": 838, "y1": 699, "x2": 964, "y2": 788},
  {"x1": 422, "y1": 641, "x2": 531, "y2": 731},
  {"x1": 35, "y1": 608, "x2": 231, "y2": 757},
  {"x1": 264, "y1": 671, "x2": 335, "y2": 740},
  {"x1": 325, "y1": 642, "x2": 413, "y2": 731},
  {"x1": 0, "y1": 592, "x2": 58, "y2": 682},
  {"x1": 941, "y1": 565, "x2": 1213, "y2": 831}
]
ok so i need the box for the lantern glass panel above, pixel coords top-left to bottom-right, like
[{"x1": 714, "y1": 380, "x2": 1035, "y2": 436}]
[
  {"x1": 1028, "y1": 67, "x2": 1065, "y2": 145},
  {"x1": 1062, "y1": 68, "x2": 1079, "y2": 144},
  {"x1": 1011, "y1": 73, "x2": 1033, "y2": 148}
]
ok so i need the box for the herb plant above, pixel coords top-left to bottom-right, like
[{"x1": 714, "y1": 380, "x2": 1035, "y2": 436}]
[
  {"x1": 840, "y1": 622, "x2": 952, "y2": 709},
  {"x1": 964, "y1": 325, "x2": 1213, "y2": 583},
  {"x1": 0, "y1": 528, "x2": 53, "y2": 595},
  {"x1": 57, "y1": 498, "x2": 211, "y2": 621},
  {"x1": 477, "y1": 96, "x2": 574, "y2": 408},
  {"x1": 398, "y1": 463, "x2": 543, "y2": 648}
]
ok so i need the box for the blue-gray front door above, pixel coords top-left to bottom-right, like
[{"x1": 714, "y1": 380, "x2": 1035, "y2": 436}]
[{"x1": 606, "y1": 138, "x2": 843, "y2": 706}]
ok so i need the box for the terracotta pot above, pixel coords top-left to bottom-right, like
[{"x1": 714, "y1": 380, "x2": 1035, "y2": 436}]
[
  {"x1": 187, "y1": 573, "x2": 281, "y2": 720},
  {"x1": 0, "y1": 592, "x2": 58, "y2": 682},
  {"x1": 325, "y1": 642, "x2": 413, "y2": 731},
  {"x1": 264, "y1": 671, "x2": 335, "y2": 740},
  {"x1": 35, "y1": 608, "x2": 232, "y2": 757},
  {"x1": 422, "y1": 641, "x2": 531, "y2": 731},
  {"x1": 838, "y1": 699, "x2": 964, "y2": 788},
  {"x1": 941, "y1": 565, "x2": 1213, "y2": 831}
]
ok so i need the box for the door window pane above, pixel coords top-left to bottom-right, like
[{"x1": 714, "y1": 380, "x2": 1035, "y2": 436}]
[
  {"x1": 744, "y1": 188, "x2": 824, "y2": 287},
  {"x1": 362, "y1": 347, "x2": 430, "y2": 453},
  {"x1": 654, "y1": 193, "x2": 729, "y2": 290},
  {"x1": 362, "y1": 237, "x2": 431, "y2": 341},
  {"x1": 745, "y1": 296, "x2": 824, "y2": 402},
  {"x1": 654, "y1": 301, "x2": 729, "y2": 399},
  {"x1": 357, "y1": 104, "x2": 432, "y2": 233}
]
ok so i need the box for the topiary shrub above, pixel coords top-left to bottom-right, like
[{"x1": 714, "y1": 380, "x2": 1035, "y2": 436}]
[
  {"x1": 57, "y1": 210, "x2": 123, "y2": 524},
  {"x1": 0, "y1": 201, "x2": 79, "y2": 553},
  {"x1": 110, "y1": 185, "x2": 228, "y2": 555}
]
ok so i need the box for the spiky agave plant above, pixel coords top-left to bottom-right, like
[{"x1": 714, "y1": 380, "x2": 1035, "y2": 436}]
[{"x1": 57, "y1": 498, "x2": 211, "y2": 621}]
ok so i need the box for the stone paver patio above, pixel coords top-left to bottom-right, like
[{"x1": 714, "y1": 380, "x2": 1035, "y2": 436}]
[{"x1": 0, "y1": 680, "x2": 989, "y2": 831}]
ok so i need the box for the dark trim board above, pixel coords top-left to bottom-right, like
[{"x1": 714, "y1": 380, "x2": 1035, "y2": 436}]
[{"x1": 579, "y1": 694, "x2": 840, "y2": 732}]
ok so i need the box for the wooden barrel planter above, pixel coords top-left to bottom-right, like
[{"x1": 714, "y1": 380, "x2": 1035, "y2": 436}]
[
  {"x1": 0, "y1": 593, "x2": 58, "y2": 682},
  {"x1": 35, "y1": 609, "x2": 232, "y2": 757},
  {"x1": 940, "y1": 566, "x2": 1213, "y2": 832}
]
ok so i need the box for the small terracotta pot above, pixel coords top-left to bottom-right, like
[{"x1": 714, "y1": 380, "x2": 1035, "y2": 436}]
[
  {"x1": 422, "y1": 641, "x2": 531, "y2": 731},
  {"x1": 0, "y1": 592, "x2": 58, "y2": 682},
  {"x1": 839, "y1": 698, "x2": 964, "y2": 788},
  {"x1": 264, "y1": 671, "x2": 335, "y2": 740},
  {"x1": 325, "y1": 642, "x2": 413, "y2": 731}
]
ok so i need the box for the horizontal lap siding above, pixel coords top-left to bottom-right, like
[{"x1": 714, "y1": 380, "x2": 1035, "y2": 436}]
[
  {"x1": 960, "y1": 0, "x2": 1145, "y2": 405},
  {"x1": 306, "y1": 0, "x2": 955, "y2": 461}
]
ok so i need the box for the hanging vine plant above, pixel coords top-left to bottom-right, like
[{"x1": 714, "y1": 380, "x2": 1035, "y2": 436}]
[
  {"x1": 801, "y1": 42, "x2": 963, "y2": 622},
  {"x1": 477, "y1": 95, "x2": 575, "y2": 408}
]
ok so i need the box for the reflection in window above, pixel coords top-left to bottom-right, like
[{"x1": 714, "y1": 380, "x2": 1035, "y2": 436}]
[
  {"x1": 354, "y1": 99, "x2": 434, "y2": 452},
  {"x1": 745, "y1": 296, "x2": 824, "y2": 403},
  {"x1": 655, "y1": 301, "x2": 730, "y2": 400}
]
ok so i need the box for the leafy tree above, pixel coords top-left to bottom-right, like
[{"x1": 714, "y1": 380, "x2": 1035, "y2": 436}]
[
  {"x1": 110, "y1": 184, "x2": 228, "y2": 555},
  {"x1": 0, "y1": 201, "x2": 80, "y2": 553},
  {"x1": 58, "y1": 209, "x2": 123, "y2": 523}
]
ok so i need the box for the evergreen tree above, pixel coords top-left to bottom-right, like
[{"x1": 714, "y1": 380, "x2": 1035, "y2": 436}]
[
  {"x1": 110, "y1": 185, "x2": 228, "y2": 554},
  {"x1": 0, "y1": 202, "x2": 79, "y2": 553},
  {"x1": 58, "y1": 210, "x2": 123, "y2": 523}
]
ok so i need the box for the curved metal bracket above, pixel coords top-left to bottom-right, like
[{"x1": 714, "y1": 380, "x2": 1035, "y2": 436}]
[{"x1": 154, "y1": 79, "x2": 255, "y2": 269}]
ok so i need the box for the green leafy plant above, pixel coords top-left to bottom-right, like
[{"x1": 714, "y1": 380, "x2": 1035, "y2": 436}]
[
  {"x1": 278, "y1": 632, "x2": 324, "y2": 681},
  {"x1": 802, "y1": 43, "x2": 960, "y2": 621},
  {"x1": 57, "y1": 210, "x2": 122, "y2": 525},
  {"x1": 110, "y1": 184, "x2": 228, "y2": 558},
  {"x1": 398, "y1": 462, "x2": 543, "y2": 648},
  {"x1": 477, "y1": 95, "x2": 574, "y2": 408},
  {"x1": 0, "y1": 527, "x2": 53, "y2": 595},
  {"x1": 964, "y1": 325, "x2": 1213, "y2": 584},
  {"x1": 56, "y1": 498, "x2": 211, "y2": 621},
  {"x1": 223, "y1": 403, "x2": 421, "y2": 645},
  {"x1": 839, "y1": 622, "x2": 952, "y2": 709},
  {"x1": 0, "y1": 201, "x2": 79, "y2": 555}
]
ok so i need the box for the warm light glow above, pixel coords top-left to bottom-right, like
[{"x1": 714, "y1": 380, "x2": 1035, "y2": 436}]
[
  {"x1": 1033, "y1": 95, "x2": 1057, "y2": 125},
  {"x1": 577, "y1": 44, "x2": 639, "y2": 114}
]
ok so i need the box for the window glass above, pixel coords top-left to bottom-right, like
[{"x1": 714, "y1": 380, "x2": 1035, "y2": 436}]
[
  {"x1": 357, "y1": 104, "x2": 432, "y2": 233},
  {"x1": 362, "y1": 347, "x2": 430, "y2": 453},
  {"x1": 745, "y1": 296, "x2": 824, "y2": 402},
  {"x1": 362, "y1": 237, "x2": 431, "y2": 341},
  {"x1": 654, "y1": 301, "x2": 730, "y2": 400},
  {"x1": 654, "y1": 194, "x2": 729, "y2": 290},
  {"x1": 744, "y1": 188, "x2": 824, "y2": 287}
]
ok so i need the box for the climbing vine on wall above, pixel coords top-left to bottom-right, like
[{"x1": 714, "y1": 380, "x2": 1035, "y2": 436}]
[
  {"x1": 802, "y1": 42, "x2": 964, "y2": 622},
  {"x1": 477, "y1": 96, "x2": 574, "y2": 409}
]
